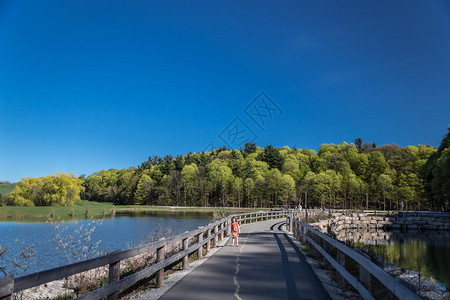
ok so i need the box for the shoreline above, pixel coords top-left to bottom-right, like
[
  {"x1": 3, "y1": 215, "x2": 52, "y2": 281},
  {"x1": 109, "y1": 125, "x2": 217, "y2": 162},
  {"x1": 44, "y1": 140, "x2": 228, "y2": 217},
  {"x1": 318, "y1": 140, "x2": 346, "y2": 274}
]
[{"x1": 0, "y1": 201, "x2": 267, "y2": 220}]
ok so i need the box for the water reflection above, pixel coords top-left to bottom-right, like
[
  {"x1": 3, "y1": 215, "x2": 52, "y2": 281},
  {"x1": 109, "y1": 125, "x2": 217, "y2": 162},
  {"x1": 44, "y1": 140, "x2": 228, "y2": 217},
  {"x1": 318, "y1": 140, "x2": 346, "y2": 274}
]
[
  {"x1": 0, "y1": 211, "x2": 213, "y2": 276},
  {"x1": 338, "y1": 229, "x2": 450, "y2": 289}
]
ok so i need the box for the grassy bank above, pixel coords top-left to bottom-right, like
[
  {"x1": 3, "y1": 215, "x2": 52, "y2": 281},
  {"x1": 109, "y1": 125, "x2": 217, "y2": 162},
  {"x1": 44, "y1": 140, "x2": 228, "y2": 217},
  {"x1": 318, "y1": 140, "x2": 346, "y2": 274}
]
[{"x1": 0, "y1": 200, "x2": 268, "y2": 220}]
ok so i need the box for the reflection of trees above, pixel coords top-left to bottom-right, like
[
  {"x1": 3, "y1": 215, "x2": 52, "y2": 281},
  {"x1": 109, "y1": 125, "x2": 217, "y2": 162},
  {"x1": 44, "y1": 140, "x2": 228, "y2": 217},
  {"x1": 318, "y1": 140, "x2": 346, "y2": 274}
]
[{"x1": 344, "y1": 229, "x2": 450, "y2": 288}]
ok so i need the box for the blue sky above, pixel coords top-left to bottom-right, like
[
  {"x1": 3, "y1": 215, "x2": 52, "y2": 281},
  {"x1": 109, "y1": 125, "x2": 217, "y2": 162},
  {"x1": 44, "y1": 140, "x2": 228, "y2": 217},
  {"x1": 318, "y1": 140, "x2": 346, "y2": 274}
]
[{"x1": 1, "y1": 0, "x2": 449, "y2": 182}]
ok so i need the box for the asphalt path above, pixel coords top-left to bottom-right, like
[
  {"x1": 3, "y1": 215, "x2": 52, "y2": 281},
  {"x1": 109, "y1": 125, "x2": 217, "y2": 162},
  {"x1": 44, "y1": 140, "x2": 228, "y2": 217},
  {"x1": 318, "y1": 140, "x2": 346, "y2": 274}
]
[{"x1": 160, "y1": 219, "x2": 330, "y2": 300}]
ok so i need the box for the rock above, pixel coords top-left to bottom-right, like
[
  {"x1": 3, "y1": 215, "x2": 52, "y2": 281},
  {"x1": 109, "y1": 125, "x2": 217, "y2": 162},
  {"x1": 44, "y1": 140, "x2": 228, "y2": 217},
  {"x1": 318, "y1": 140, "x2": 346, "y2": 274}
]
[{"x1": 16, "y1": 279, "x2": 73, "y2": 300}]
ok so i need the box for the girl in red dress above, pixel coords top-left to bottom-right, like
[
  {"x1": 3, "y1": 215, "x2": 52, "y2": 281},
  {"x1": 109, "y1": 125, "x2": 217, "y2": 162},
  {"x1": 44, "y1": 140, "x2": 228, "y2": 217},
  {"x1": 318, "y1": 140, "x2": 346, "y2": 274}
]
[{"x1": 231, "y1": 217, "x2": 240, "y2": 247}]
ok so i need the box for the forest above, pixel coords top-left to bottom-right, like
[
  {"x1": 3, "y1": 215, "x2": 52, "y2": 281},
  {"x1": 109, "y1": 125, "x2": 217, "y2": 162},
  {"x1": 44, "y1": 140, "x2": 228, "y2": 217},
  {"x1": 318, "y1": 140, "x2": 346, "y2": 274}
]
[{"x1": 6, "y1": 127, "x2": 450, "y2": 211}]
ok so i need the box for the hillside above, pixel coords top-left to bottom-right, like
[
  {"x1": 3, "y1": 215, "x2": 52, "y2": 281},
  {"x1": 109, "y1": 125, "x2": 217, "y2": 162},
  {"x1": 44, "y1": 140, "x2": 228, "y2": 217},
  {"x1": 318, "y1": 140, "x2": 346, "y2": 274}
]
[{"x1": 0, "y1": 184, "x2": 15, "y2": 195}]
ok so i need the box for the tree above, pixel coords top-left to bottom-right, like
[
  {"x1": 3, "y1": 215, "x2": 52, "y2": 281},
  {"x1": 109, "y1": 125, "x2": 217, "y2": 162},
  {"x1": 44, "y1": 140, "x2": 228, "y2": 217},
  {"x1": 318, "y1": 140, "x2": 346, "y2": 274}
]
[
  {"x1": 207, "y1": 159, "x2": 234, "y2": 207},
  {"x1": 244, "y1": 178, "x2": 254, "y2": 208},
  {"x1": 265, "y1": 169, "x2": 282, "y2": 206},
  {"x1": 134, "y1": 174, "x2": 154, "y2": 205},
  {"x1": 181, "y1": 163, "x2": 199, "y2": 206},
  {"x1": 377, "y1": 174, "x2": 393, "y2": 210},
  {"x1": 232, "y1": 177, "x2": 243, "y2": 207},
  {"x1": 242, "y1": 142, "x2": 257, "y2": 157},
  {"x1": 257, "y1": 145, "x2": 284, "y2": 170},
  {"x1": 280, "y1": 174, "x2": 295, "y2": 207},
  {"x1": 423, "y1": 126, "x2": 450, "y2": 211},
  {"x1": 10, "y1": 173, "x2": 84, "y2": 206},
  {"x1": 355, "y1": 138, "x2": 363, "y2": 153},
  {"x1": 326, "y1": 170, "x2": 342, "y2": 209},
  {"x1": 74, "y1": 138, "x2": 438, "y2": 210}
]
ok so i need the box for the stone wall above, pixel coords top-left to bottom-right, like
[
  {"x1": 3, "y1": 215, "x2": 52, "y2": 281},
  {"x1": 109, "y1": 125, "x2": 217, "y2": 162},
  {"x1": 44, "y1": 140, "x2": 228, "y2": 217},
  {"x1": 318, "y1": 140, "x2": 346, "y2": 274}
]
[{"x1": 310, "y1": 212, "x2": 450, "y2": 236}]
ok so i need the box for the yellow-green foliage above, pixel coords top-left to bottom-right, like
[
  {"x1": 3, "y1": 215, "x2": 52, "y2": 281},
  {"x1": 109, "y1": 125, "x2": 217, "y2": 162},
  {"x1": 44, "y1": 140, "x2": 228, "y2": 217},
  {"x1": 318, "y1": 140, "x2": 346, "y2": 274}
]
[{"x1": 9, "y1": 173, "x2": 85, "y2": 206}]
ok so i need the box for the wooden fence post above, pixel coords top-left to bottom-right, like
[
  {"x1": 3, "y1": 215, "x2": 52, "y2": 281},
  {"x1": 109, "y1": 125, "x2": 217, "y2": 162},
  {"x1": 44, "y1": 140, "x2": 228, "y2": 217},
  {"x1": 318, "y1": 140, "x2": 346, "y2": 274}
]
[
  {"x1": 304, "y1": 226, "x2": 309, "y2": 243},
  {"x1": 107, "y1": 259, "x2": 120, "y2": 300},
  {"x1": 214, "y1": 225, "x2": 218, "y2": 246},
  {"x1": 322, "y1": 239, "x2": 330, "y2": 268},
  {"x1": 227, "y1": 220, "x2": 231, "y2": 236},
  {"x1": 182, "y1": 237, "x2": 189, "y2": 270},
  {"x1": 336, "y1": 249, "x2": 346, "y2": 288},
  {"x1": 206, "y1": 228, "x2": 211, "y2": 252},
  {"x1": 289, "y1": 213, "x2": 293, "y2": 232},
  {"x1": 220, "y1": 223, "x2": 224, "y2": 241},
  {"x1": 359, "y1": 265, "x2": 372, "y2": 293},
  {"x1": 310, "y1": 233, "x2": 318, "y2": 257},
  {"x1": 197, "y1": 231, "x2": 204, "y2": 259},
  {"x1": 298, "y1": 224, "x2": 303, "y2": 242},
  {"x1": 156, "y1": 244, "x2": 165, "y2": 288},
  {"x1": 0, "y1": 275, "x2": 13, "y2": 300}
]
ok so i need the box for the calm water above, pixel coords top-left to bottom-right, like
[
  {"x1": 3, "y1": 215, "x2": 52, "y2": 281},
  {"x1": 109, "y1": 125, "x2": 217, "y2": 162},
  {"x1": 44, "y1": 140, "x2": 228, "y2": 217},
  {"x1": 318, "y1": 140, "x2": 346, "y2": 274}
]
[
  {"x1": 338, "y1": 229, "x2": 450, "y2": 289},
  {"x1": 0, "y1": 211, "x2": 213, "y2": 276}
]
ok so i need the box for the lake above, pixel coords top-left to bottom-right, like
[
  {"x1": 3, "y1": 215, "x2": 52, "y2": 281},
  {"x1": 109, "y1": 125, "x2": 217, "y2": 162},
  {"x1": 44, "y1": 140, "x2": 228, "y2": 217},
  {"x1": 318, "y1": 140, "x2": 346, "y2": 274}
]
[
  {"x1": 336, "y1": 228, "x2": 450, "y2": 289},
  {"x1": 0, "y1": 211, "x2": 213, "y2": 276}
]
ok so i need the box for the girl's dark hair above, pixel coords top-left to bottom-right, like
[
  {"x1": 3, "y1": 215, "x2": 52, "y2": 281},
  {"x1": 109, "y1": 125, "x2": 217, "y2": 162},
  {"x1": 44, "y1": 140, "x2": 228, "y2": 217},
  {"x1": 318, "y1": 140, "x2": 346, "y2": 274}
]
[{"x1": 232, "y1": 217, "x2": 237, "y2": 222}]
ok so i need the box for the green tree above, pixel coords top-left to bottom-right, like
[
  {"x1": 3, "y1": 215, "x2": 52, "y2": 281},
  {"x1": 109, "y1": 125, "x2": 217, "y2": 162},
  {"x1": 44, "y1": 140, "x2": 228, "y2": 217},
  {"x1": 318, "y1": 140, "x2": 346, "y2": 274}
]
[
  {"x1": 207, "y1": 159, "x2": 234, "y2": 207},
  {"x1": 423, "y1": 126, "x2": 450, "y2": 211},
  {"x1": 181, "y1": 163, "x2": 199, "y2": 206},
  {"x1": 355, "y1": 138, "x2": 363, "y2": 153},
  {"x1": 10, "y1": 173, "x2": 84, "y2": 206},
  {"x1": 257, "y1": 145, "x2": 284, "y2": 170},
  {"x1": 134, "y1": 174, "x2": 154, "y2": 205},
  {"x1": 232, "y1": 177, "x2": 244, "y2": 207},
  {"x1": 377, "y1": 174, "x2": 393, "y2": 210},
  {"x1": 280, "y1": 174, "x2": 295, "y2": 207}
]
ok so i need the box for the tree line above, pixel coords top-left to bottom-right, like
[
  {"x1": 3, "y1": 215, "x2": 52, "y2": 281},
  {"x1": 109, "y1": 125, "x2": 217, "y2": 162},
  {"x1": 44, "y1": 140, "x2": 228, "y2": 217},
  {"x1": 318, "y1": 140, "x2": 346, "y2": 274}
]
[{"x1": 7, "y1": 127, "x2": 450, "y2": 211}]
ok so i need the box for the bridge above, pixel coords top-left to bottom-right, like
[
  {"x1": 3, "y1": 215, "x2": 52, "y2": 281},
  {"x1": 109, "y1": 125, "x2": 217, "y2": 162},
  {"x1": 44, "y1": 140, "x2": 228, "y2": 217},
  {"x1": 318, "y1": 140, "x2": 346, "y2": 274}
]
[
  {"x1": 0, "y1": 211, "x2": 420, "y2": 300},
  {"x1": 158, "y1": 218, "x2": 328, "y2": 300}
]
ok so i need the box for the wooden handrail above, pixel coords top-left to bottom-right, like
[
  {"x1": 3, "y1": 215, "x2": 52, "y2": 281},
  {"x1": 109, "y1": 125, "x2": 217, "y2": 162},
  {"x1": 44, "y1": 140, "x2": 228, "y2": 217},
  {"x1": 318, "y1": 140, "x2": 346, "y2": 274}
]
[
  {"x1": 291, "y1": 219, "x2": 420, "y2": 300},
  {"x1": 0, "y1": 210, "x2": 287, "y2": 299}
]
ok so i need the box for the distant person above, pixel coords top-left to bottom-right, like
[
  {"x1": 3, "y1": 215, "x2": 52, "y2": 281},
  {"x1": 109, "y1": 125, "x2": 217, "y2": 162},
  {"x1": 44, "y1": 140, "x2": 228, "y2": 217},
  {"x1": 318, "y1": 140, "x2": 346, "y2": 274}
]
[{"x1": 231, "y1": 217, "x2": 240, "y2": 247}]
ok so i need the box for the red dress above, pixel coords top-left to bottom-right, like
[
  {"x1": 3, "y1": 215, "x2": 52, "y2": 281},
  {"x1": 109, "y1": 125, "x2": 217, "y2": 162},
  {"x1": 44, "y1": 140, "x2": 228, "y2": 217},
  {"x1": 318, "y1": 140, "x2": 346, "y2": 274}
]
[{"x1": 231, "y1": 222, "x2": 239, "y2": 237}]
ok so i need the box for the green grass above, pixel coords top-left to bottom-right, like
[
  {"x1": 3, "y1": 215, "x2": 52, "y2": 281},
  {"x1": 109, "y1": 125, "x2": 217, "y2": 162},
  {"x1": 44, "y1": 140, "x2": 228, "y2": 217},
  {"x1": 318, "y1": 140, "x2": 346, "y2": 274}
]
[
  {"x1": 0, "y1": 200, "x2": 267, "y2": 221},
  {"x1": 0, "y1": 200, "x2": 114, "y2": 220},
  {"x1": 0, "y1": 184, "x2": 15, "y2": 195}
]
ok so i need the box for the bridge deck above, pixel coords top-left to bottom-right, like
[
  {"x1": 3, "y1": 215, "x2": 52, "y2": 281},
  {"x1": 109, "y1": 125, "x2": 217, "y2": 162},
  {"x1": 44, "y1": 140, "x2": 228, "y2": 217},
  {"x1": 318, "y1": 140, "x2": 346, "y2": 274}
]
[{"x1": 160, "y1": 219, "x2": 330, "y2": 300}]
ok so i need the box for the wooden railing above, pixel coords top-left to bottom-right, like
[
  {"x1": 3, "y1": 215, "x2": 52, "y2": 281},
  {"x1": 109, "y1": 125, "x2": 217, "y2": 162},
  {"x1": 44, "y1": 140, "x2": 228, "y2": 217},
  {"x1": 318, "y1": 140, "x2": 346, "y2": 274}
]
[
  {"x1": 286, "y1": 215, "x2": 420, "y2": 300},
  {"x1": 0, "y1": 210, "x2": 287, "y2": 300}
]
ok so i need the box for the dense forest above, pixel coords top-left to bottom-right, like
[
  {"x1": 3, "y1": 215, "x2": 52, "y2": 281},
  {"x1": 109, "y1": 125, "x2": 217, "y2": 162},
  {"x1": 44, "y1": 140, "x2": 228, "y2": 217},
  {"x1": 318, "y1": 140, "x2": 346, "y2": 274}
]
[{"x1": 7, "y1": 127, "x2": 450, "y2": 211}]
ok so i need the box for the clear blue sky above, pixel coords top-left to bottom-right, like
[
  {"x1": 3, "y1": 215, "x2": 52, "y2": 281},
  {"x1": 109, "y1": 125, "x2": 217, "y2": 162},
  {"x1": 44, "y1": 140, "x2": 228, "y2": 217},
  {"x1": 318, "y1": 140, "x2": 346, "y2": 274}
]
[{"x1": 1, "y1": 0, "x2": 449, "y2": 182}]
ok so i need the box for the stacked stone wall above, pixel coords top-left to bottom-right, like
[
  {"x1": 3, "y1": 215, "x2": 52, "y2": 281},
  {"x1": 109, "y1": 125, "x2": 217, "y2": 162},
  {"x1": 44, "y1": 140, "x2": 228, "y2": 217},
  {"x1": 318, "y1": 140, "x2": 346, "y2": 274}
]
[{"x1": 310, "y1": 212, "x2": 450, "y2": 236}]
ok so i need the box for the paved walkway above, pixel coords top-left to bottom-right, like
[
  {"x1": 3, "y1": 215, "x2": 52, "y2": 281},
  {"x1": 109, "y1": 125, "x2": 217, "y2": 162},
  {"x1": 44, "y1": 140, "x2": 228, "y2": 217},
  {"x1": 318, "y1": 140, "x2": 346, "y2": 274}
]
[{"x1": 160, "y1": 219, "x2": 330, "y2": 300}]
